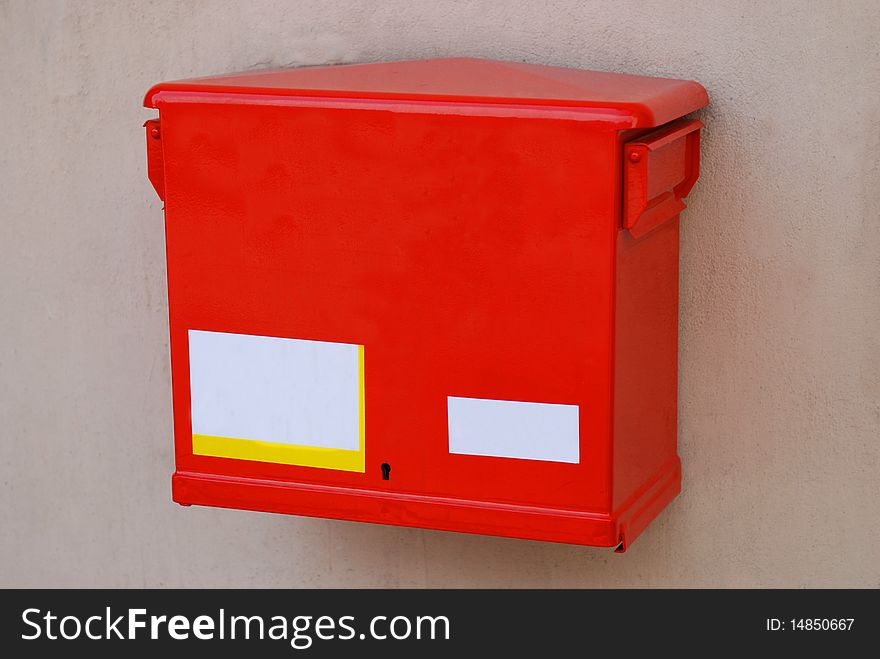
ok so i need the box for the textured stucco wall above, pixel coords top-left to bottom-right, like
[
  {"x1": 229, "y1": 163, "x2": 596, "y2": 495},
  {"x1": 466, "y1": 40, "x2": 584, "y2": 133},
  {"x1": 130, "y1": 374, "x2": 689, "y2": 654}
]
[{"x1": 1, "y1": 0, "x2": 878, "y2": 587}]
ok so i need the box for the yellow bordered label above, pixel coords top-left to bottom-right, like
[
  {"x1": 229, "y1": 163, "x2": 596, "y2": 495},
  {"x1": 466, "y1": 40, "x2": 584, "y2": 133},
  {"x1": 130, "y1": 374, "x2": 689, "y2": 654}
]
[{"x1": 188, "y1": 332, "x2": 365, "y2": 472}]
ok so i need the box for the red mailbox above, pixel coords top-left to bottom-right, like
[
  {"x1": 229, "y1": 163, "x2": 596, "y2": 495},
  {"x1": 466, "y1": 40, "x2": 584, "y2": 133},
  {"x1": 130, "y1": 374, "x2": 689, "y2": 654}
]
[{"x1": 144, "y1": 58, "x2": 707, "y2": 550}]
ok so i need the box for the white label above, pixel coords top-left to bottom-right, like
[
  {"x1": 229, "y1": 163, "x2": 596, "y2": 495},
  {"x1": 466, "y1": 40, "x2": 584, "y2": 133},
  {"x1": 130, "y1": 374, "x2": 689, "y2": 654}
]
[
  {"x1": 447, "y1": 396, "x2": 580, "y2": 463},
  {"x1": 189, "y1": 330, "x2": 360, "y2": 450}
]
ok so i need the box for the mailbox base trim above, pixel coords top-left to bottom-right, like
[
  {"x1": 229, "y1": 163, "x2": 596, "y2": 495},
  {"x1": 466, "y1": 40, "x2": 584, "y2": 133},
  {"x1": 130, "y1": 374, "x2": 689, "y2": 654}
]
[{"x1": 171, "y1": 458, "x2": 679, "y2": 550}]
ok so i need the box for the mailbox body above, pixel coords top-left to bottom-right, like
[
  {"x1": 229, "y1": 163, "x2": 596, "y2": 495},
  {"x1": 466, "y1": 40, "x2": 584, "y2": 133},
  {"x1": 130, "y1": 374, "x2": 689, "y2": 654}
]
[{"x1": 144, "y1": 58, "x2": 707, "y2": 550}]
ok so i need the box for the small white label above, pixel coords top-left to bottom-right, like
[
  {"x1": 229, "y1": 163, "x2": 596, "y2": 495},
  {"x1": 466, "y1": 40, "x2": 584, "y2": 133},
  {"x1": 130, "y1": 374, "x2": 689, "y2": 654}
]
[{"x1": 447, "y1": 396, "x2": 580, "y2": 463}]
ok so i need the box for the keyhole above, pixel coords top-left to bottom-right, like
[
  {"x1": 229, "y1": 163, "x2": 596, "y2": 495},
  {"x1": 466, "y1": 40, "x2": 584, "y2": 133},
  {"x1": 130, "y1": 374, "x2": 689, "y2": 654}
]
[{"x1": 380, "y1": 463, "x2": 391, "y2": 480}]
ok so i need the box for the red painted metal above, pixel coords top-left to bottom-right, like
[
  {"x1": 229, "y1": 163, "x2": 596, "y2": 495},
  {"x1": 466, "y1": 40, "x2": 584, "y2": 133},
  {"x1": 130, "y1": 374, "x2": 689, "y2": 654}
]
[
  {"x1": 144, "y1": 58, "x2": 707, "y2": 550},
  {"x1": 623, "y1": 119, "x2": 702, "y2": 238},
  {"x1": 144, "y1": 57, "x2": 708, "y2": 128},
  {"x1": 144, "y1": 119, "x2": 165, "y2": 201}
]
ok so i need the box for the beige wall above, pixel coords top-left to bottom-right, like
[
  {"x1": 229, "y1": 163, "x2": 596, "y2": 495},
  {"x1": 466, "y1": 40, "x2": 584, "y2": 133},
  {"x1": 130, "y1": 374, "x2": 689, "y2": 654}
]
[{"x1": 2, "y1": 0, "x2": 878, "y2": 588}]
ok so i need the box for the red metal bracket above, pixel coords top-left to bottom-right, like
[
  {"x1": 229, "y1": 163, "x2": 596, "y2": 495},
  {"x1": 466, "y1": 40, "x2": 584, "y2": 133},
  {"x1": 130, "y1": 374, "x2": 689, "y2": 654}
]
[
  {"x1": 144, "y1": 119, "x2": 165, "y2": 201},
  {"x1": 623, "y1": 119, "x2": 702, "y2": 239}
]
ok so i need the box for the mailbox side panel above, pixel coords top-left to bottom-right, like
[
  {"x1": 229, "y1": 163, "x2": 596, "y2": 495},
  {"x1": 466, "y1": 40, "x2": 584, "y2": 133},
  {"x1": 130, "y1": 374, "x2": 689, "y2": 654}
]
[{"x1": 611, "y1": 214, "x2": 682, "y2": 548}]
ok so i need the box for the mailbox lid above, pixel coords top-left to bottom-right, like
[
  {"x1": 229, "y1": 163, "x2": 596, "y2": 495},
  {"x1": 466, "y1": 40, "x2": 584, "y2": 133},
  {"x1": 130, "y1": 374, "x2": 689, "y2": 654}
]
[{"x1": 144, "y1": 57, "x2": 707, "y2": 128}]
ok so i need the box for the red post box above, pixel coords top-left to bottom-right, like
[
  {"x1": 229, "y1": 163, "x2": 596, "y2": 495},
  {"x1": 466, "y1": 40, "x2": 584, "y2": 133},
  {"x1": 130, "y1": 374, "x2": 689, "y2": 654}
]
[{"x1": 144, "y1": 58, "x2": 707, "y2": 550}]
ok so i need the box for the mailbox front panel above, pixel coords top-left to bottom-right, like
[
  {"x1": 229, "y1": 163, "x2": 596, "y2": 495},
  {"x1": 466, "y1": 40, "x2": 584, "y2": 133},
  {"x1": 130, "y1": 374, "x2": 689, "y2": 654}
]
[{"x1": 161, "y1": 98, "x2": 621, "y2": 520}]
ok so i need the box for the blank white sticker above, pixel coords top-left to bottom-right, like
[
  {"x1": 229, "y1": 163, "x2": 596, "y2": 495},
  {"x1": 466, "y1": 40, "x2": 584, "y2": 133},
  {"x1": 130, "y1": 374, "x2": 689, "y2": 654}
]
[
  {"x1": 448, "y1": 396, "x2": 580, "y2": 463},
  {"x1": 189, "y1": 330, "x2": 360, "y2": 450}
]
